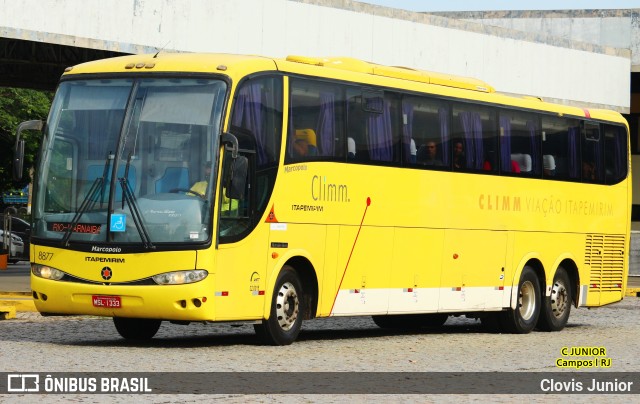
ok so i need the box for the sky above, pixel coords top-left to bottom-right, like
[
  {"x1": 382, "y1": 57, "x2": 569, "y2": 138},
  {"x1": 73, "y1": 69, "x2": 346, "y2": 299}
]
[{"x1": 359, "y1": 0, "x2": 640, "y2": 12}]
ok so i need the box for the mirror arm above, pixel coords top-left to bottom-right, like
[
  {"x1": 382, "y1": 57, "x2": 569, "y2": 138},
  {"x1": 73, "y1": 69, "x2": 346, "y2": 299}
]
[
  {"x1": 220, "y1": 132, "x2": 239, "y2": 159},
  {"x1": 15, "y1": 120, "x2": 44, "y2": 147},
  {"x1": 13, "y1": 120, "x2": 43, "y2": 181}
]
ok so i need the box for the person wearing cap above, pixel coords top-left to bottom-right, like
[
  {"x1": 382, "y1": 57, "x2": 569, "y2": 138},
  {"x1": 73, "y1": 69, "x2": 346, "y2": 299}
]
[{"x1": 292, "y1": 129, "x2": 318, "y2": 158}]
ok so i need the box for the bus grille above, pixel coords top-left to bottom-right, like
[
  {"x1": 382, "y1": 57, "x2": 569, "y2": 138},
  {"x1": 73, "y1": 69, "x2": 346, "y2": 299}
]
[{"x1": 584, "y1": 234, "x2": 625, "y2": 291}]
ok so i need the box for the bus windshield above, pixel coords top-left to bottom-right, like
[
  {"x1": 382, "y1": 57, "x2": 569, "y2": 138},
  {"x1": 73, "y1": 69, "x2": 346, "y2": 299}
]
[{"x1": 32, "y1": 77, "x2": 227, "y2": 247}]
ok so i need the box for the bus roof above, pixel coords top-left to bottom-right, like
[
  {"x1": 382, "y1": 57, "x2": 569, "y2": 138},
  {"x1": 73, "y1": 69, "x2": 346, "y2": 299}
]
[
  {"x1": 282, "y1": 55, "x2": 495, "y2": 93},
  {"x1": 63, "y1": 52, "x2": 627, "y2": 125},
  {"x1": 63, "y1": 53, "x2": 278, "y2": 77}
]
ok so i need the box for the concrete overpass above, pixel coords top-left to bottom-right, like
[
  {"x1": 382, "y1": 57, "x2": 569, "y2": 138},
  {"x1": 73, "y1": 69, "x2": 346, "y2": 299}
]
[
  {"x1": 0, "y1": 0, "x2": 632, "y2": 113},
  {"x1": 431, "y1": 10, "x2": 640, "y2": 150},
  {"x1": 0, "y1": 34, "x2": 127, "y2": 90}
]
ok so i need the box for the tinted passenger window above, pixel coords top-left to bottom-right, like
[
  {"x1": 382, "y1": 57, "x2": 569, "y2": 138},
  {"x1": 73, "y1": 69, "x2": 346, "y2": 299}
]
[
  {"x1": 581, "y1": 122, "x2": 602, "y2": 183},
  {"x1": 541, "y1": 116, "x2": 581, "y2": 180},
  {"x1": 498, "y1": 110, "x2": 540, "y2": 175},
  {"x1": 451, "y1": 103, "x2": 497, "y2": 172},
  {"x1": 232, "y1": 76, "x2": 283, "y2": 168},
  {"x1": 603, "y1": 124, "x2": 628, "y2": 184},
  {"x1": 287, "y1": 79, "x2": 345, "y2": 163},
  {"x1": 402, "y1": 95, "x2": 450, "y2": 168},
  {"x1": 346, "y1": 88, "x2": 400, "y2": 164},
  {"x1": 222, "y1": 76, "x2": 283, "y2": 243}
]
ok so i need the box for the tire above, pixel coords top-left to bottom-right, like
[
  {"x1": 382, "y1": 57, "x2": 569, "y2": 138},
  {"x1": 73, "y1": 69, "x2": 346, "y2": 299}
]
[
  {"x1": 254, "y1": 266, "x2": 304, "y2": 345},
  {"x1": 113, "y1": 317, "x2": 161, "y2": 340},
  {"x1": 537, "y1": 267, "x2": 572, "y2": 331},
  {"x1": 499, "y1": 266, "x2": 540, "y2": 334},
  {"x1": 372, "y1": 313, "x2": 448, "y2": 329}
]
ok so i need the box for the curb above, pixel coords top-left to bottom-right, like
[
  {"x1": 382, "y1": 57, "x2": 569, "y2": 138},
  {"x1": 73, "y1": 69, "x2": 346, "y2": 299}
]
[
  {"x1": 0, "y1": 292, "x2": 36, "y2": 315},
  {"x1": 0, "y1": 305, "x2": 16, "y2": 319},
  {"x1": 626, "y1": 287, "x2": 640, "y2": 297}
]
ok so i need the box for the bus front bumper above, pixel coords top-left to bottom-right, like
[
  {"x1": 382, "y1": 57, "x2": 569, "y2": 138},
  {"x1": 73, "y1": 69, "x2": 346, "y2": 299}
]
[{"x1": 31, "y1": 275, "x2": 216, "y2": 321}]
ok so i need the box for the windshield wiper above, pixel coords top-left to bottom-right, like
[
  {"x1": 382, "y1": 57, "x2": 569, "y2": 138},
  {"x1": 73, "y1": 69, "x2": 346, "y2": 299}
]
[
  {"x1": 61, "y1": 153, "x2": 112, "y2": 246},
  {"x1": 119, "y1": 153, "x2": 154, "y2": 249}
]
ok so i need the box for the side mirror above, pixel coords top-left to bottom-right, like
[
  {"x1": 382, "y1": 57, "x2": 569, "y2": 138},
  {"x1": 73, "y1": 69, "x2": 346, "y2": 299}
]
[
  {"x1": 13, "y1": 140, "x2": 25, "y2": 181},
  {"x1": 225, "y1": 156, "x2": 248, "y2": 200},
  {"x1": 13, "y1": 120, "x2": 43, "y2": 181}
]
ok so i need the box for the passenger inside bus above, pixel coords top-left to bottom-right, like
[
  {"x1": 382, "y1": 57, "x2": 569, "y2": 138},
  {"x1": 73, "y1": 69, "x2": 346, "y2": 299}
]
[
  {"x1": 292, "y1": 129, "x2": 318, "y2": 158},
  {"x1": 453, "y1": 140, "x2": 465, "y2": 169},
  {"x1": 416, "y1": 140, "x2": 443, "y2": 166},
  {"x1": 582, "y1": 160, "x2": 596, "y2": 181}
]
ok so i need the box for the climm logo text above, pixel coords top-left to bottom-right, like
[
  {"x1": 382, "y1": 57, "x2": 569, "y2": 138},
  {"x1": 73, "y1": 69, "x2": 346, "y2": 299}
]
[{"x1": 311, "y1": 175, "x2": 349, "y2": 202}]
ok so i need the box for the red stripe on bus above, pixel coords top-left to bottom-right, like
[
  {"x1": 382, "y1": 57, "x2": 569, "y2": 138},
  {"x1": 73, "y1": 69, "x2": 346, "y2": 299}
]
[{"x1": 330, "y1": 197, "x2": 371, "y2": 314}]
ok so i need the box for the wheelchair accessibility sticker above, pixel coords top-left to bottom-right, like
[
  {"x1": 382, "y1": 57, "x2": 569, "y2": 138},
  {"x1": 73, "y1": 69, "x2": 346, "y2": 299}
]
[{"x1": 110, "y1": 214, "x2": 126, "y2": 232}]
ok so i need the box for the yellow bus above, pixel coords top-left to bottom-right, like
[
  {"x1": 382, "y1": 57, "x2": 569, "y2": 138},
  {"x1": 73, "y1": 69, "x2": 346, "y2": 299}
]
[{"x1": 14, "y1": 53, "x2": 630, "y2": 345}]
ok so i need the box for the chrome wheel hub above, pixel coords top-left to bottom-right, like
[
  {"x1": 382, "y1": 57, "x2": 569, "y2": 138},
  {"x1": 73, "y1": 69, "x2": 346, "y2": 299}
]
[
  {"x1": 275, "y1": 281, "x2": 299, "y2": 331},
  {"x1": 518, "y1": 280, "x2": 536, "y2": 321},
  {"x1": 550, "y1": 280, "x2": 569, "y2": 319}
]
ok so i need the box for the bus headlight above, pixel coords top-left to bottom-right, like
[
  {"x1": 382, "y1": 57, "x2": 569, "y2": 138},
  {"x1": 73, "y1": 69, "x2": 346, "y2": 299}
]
[
  {"x1": 152, "y1": 270, "x2": 208, "y2": 285},
  {"x1": 32, "y1": 264, "x2": 65, "y2": 281}
]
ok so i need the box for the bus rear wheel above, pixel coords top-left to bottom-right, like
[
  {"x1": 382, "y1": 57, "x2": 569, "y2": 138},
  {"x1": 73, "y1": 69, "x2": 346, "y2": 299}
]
[
  {"x1": 499, "y1": 266, "x2": 540, "y2": 333},
  {"x1": 113, "y1": 317, "x2": 161, "y2": 340},
  {"x1": 254, "y1": 266, "x2": 304, "y2": 345},
  {"x1": 537, "y1": 267, "x2": 572, "y2": 331}
]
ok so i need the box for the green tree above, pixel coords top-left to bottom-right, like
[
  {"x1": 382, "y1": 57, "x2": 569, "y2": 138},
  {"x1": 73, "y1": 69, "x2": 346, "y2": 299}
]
[{"x1": 0, "y1": 88, "x2": 53, "y2": 193}]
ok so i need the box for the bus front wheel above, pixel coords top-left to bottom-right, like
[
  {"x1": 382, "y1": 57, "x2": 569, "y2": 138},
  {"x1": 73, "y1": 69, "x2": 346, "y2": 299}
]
[
  {"x1": 500, "y1": 266, "x2": 540, "y2": 333},
  {"x1": 254, "y1": 266, "x2": 304, "y2": 345},
  {"x1": 537, "y1": 267, "x2": 572, "y2": 331},
  {"x1": 113, "y1": 317, "x2": 161, "y2": 340}
]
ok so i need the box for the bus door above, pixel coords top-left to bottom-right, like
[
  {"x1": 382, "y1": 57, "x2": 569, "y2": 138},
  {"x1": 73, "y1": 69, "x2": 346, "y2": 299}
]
[
  {"x1": 214, "y1": 75, "x2": 283, "y2": 321},
  {"x1": 214, "y1": 147, "x2": 269, "y2": 321},
  {"x1": 440, "y1": 229, "x2": 507, "y2": 311}
]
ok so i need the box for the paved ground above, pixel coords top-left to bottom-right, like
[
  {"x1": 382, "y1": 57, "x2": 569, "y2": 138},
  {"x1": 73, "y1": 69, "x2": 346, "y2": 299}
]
[
  {"x1": 0, "y1": 296, "x2": 638, "y2": 402},
  {"x1": 1, "y1": 261, "x2": 639, "y2": 401}
]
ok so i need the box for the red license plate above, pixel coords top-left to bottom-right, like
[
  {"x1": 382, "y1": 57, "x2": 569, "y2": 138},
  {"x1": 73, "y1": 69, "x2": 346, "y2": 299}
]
[{"x1": 92, "y1": 295, "x2": 122, "y2": 308}]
